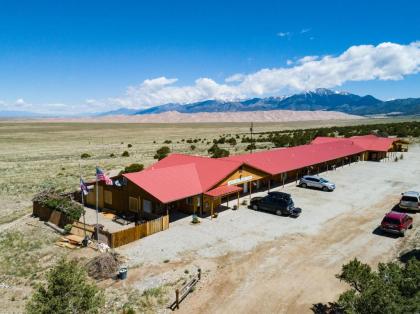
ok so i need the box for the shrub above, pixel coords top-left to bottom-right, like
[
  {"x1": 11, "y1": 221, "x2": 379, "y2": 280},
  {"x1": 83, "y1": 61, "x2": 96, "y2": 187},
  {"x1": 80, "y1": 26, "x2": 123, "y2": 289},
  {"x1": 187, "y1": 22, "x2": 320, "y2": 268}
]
[
  {"x1": 127, "y1": 143, "x2": 132, "y2": 148},
  {"x1": 122, "y1": 151, "x2": 130, "y2": 157},
  {"x1": 163, "y1": 140, "x2": 172, "y2": 144},
  {"x1": 121, "y1": 163, "x2": 144, "y2": 174},
  {"x1": 154, "y1": 146, "x2": 170, "y2": 160},
  {"x1": 63, "y1": 224, "x2": 72, "y2": 234},
  {"x1": 80, "y1": 153, "x2": 91, "y2": 159},
  {"x1": 26, "y1": 258, "x2": 104, "y2": 314},
  {"x1": 208, "y1": 144, "x2": 229, "y2": 158},
  {"x1": 109, "y1": 153, "x2": 115, "y2": 158},
  {"x1": 33, "y1": 190, "x2": 84, "y2": 221},
  {"x1": 190, "y1": 145, "x2": 196, "y2": 151},
  {"x1": 330, "y1": 258, "x2": 420, "y2": 314}
]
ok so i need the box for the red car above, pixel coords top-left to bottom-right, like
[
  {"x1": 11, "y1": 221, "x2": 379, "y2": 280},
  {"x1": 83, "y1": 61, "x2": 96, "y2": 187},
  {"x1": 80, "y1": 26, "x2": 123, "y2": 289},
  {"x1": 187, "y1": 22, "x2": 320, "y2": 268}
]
[{"x1": 380, "y1": 211, "x2": 413, "y2": 236}]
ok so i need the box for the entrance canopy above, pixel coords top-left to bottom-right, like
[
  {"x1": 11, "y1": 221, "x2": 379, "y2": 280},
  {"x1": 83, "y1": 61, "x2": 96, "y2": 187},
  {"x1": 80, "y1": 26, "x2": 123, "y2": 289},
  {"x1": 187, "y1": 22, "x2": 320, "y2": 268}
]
[{"x1": 204, "y1": 185, "x2": 243, "y2": 198}]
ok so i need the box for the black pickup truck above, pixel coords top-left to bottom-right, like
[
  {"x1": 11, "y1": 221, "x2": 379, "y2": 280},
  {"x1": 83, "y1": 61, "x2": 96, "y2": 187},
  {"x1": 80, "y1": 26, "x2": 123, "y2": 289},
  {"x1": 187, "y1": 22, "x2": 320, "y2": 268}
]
[{"x1": 249, "y1": 191, "x2": 302, "y2": 218}]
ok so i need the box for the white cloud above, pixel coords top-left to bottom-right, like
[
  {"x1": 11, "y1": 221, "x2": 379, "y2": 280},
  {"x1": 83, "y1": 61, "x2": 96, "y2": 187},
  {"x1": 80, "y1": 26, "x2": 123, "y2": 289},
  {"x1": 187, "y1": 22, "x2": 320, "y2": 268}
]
[
  {"x1": 277, "y1": 31, "x2": 291, "y2": 37},
  {"x1": 3, "y1": 41, "x2": 420, "y2": 114},
  {"x1": 300, "y1": 28, "x2": 311, "y2": 34},
  {"x1": 113, "y1": 41, "x2": 420, "y2": 108},
  {"x1": 297, "y1": 55, "x2": 319, "y2": 64}
]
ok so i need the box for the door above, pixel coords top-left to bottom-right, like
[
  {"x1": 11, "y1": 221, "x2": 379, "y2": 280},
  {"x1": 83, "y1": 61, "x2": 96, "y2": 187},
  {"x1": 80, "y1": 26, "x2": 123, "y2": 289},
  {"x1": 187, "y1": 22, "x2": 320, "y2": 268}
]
[
  {"x1": 243, "y1": 182, "x2": 248, "y2": 193},
  {"x1": 313, "y1": 178, "x2": 322, "y2": 188}
]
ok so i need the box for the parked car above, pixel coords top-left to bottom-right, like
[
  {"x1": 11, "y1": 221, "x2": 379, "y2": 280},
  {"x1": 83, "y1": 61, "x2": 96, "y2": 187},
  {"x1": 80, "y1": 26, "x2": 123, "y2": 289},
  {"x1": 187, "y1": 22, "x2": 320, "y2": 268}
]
[
  {"x1": 399, "y1": 191, "x2": 420, "y2": 211},
  {"x1": 380, "y1": 211, "x2": 413, "y2": 236},
  {"x1": 299, "y1": 175, "x2": 335, "y2": 191},
  {"x1": 250, "y1": 192, "x2": 301, "y2": 217}
]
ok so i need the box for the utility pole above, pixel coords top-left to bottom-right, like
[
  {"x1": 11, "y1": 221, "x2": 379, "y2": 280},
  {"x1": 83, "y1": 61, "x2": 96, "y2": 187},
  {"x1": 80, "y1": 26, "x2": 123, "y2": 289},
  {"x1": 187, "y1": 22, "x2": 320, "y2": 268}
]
[{"x1": 250, "y1": 122, "x2": 254, "y2": 153}]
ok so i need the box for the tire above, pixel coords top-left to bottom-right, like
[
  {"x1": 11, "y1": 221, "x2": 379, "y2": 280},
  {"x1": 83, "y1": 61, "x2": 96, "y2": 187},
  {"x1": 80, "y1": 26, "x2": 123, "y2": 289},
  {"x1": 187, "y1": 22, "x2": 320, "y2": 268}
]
[
  {"x1": 322, "y1": 186, "x2": 328, "y2": 192},
  {"x1": 301, "y1": 183, "x2": 307, "y2": 188},
  {"x1": 252, "y1": 204, "x2": 258, "y2": 210},
  {"x1": 409, "y1": 224, "x2": 413, "y2": 229},
  {"x1": 400, "y1": 230, "x2": 406, "y2": 237},
  {"x1": 276, "y1": 210, "x2": 282, "y2": 216}
]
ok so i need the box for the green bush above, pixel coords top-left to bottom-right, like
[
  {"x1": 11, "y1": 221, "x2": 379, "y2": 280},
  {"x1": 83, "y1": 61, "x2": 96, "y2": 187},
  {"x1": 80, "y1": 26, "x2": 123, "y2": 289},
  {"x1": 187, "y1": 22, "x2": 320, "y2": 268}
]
[
  {"x1": 109, "y1": 153, "x2": 115, "y2": 158},
  {"x1": 33, "y1": 190, "x2": 84, "y2": 221},
  {"x1": 80, "y1": 153, "x2": 91, "y2": 159},
  {"x1": 208, "y1": 144, "x2": 229, "y2": 158},
  {"x1": 190, "y1": 145, "x2": 196, "y2": 151},
  {"x1": 163, "y1": 140, "x2": 172, "y2": 144},
  {"x1": 122, "y1": 151, "x2": 130, "y2": 157},
  {"x1": 63, "y1": 224, "x2": 72, "y2": 234},
  {"x1": 154, "y1": 146, "x2": 170, "y2": 160},
  {"x1": 127, "y1": 143, "x2": 132, "y2": 148},
  {"x1": 26, "y1": 258, "x2": 104, "y2": 314},
  {"x1": 121, "y1": 163, "x2": 144, "y2": 174},
  {"x1": 334, "y1": 258, "x2": 420, "y2": 314}
]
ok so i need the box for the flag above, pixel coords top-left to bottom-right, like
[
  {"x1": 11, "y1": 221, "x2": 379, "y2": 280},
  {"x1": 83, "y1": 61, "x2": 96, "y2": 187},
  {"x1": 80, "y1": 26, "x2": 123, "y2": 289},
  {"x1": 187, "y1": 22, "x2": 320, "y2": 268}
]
[
  {"x1": 80, "y1": 178, "x2": 89, "y2": 195},
  {"x1": 96, "y1": 167, "x2": 113, "y2": 185}
]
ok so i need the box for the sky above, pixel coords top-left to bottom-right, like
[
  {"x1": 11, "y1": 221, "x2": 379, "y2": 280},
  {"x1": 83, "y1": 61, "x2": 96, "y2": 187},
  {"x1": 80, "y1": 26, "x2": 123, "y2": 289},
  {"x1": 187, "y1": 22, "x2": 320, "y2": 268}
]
[{"x1": 0, "y1": 0, "x2": 419, "y2": 115}]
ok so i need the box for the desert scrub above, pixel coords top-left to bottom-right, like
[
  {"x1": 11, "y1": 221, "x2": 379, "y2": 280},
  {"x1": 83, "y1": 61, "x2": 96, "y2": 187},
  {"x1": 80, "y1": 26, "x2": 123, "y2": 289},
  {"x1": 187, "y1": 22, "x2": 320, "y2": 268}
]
[
  {"x1": 80, "y1": 153, "x2": 91, "y2": 159},
  {"x1": 0, "y1": 230, "x2": 54, "y2": 278},
  {"x1": 33, "y1": 189, "x2": 84, "y2": 221},
  {"x1": 105, "y1": 286, "x2": 169, "y2": 313},
  {"x1": 120, "y1": 163, "x2": 144, "y2": 174},
  {"x1": 122, "y1": 150, "x2": 130, "y2": 157}
]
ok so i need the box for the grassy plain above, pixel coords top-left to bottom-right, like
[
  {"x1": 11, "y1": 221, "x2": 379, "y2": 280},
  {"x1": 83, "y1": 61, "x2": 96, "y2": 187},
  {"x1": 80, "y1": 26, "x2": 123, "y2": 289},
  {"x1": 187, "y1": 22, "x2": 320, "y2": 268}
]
[
  {"x1": 0, "y1": 117, "x2": 418, "y2": 312},
  {"x1": 0, "y1": 117, "x2": 418, "y2": 222}
]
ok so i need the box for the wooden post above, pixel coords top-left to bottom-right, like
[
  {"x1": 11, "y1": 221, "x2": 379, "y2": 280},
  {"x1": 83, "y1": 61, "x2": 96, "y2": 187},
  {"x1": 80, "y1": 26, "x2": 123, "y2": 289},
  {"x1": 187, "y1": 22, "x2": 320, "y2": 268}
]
[
  {"x1": 249, "y1": 181, "x2": 252, "y2": 199},
  {"x1": 175, "y1": 289, "x2": 179, "y2": 309},
  {"x1": 210, "y1": 198, "x2": 213, "y2": 220},
  {"x1": 193, "y1": 196, "x2": 197, "y2": 215},
  {"x1": 237, "y1": 192, "x2": 240, "y2": 209},
  {"x1": 268, "y1": 179, "x2": 271, "y2": 191},
  {"x1": 198, "y1": 268, "x2": 201, "y2": 280}
]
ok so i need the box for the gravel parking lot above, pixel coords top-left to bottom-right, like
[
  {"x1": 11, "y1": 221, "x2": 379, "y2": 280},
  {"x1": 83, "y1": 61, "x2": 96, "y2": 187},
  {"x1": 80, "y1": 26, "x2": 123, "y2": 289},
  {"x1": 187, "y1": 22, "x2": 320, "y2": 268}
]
[{"x1": 119, "y1": 146, "x2": 420, "y2": 266}]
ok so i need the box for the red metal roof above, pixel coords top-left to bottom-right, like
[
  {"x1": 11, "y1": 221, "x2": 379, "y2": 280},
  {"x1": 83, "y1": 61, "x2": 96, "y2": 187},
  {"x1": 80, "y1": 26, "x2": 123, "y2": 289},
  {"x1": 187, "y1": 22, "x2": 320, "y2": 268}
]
[
  {"x1": 224, "y1": 141, "x2": 365, "y2": 175},
  {"x1": 146, "y1": 154, "x2": 242, "y2": 191},
  {"x1": 124, "y1": 154, "x2": 243, "y2": 204},
  {"x1": 123, "y1": 163, "x2": 204, "y2": 204},
  {"x1": 205, "y1": 185, "x2": 243, "y2": 198},
  {"x1": 311, "y1": 135, "x2": 398, "y2": 152},
  {"x1": 123, "y1": 135, "x2": 399, "y2": 203}
]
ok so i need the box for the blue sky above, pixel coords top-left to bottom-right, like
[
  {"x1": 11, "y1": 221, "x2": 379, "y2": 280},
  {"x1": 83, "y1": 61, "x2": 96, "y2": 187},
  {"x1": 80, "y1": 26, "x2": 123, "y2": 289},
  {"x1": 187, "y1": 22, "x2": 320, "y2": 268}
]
[{"x1": 0, "y1": 0, "x2": 419, "y2": 114}]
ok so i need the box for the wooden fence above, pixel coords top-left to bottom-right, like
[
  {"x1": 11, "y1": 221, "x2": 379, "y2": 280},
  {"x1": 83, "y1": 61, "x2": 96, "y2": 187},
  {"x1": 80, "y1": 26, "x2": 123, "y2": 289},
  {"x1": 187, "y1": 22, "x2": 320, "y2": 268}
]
[
  {"x1": 105, "y1": 214, "x2": 169, "y2": 248},
  {"x1": 33, "y1": 202, "x2": 74, "y2": 228}
]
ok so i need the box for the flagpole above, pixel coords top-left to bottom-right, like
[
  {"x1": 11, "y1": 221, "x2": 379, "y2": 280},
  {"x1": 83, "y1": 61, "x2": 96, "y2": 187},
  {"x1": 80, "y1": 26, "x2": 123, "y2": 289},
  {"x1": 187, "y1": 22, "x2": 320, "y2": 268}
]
[
  {"x1": 79, "y1": 163, "x2": 87, "y2": 240},
  {"x1": 95, "y1": 166, "x2": 99, "y2": 242}
]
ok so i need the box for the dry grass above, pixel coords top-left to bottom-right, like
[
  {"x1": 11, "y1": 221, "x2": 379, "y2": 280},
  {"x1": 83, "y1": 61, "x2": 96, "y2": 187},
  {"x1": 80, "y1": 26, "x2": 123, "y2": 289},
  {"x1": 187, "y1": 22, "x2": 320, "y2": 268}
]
[{"x1": 1, "y1": 118, "x2": 416, "y2": 222}]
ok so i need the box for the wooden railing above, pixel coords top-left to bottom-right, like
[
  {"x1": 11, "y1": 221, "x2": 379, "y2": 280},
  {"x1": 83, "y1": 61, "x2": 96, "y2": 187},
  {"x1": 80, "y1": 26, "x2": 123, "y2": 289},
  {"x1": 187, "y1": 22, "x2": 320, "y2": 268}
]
[{"x1": 105, "y1": 214, "x2": 169, "y2": 248}]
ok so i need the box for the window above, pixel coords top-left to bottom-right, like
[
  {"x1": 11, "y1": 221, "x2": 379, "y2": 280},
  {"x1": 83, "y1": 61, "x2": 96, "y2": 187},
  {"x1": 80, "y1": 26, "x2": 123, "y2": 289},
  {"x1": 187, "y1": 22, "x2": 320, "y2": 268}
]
[
  {"x1": 129, "y1": 197, "x2": 138, "y2": 212},
  {"x1": 143, "y1": 199, "x2": 152, "y2": 213},
  {"x1": 402, "y1": 196, "x2": 418, "y2": 202},
  {"x1": 104, "y1": 190, "x2": 112, "y2": 205}
]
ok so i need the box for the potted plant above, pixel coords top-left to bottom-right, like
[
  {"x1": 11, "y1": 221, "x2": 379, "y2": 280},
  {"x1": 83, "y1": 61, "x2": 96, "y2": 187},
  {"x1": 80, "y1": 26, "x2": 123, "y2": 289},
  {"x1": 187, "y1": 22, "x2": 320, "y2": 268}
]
[{"x1": 191, "y1": 214, "x2": 200, "y2": 224}]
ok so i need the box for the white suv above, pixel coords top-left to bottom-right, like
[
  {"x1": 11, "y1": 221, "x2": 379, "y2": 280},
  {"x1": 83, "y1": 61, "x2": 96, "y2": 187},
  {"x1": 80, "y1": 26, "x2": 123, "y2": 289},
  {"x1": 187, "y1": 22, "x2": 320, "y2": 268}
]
[{"x1": 399, "y1": 191, "x2": 420, "y2": 211}]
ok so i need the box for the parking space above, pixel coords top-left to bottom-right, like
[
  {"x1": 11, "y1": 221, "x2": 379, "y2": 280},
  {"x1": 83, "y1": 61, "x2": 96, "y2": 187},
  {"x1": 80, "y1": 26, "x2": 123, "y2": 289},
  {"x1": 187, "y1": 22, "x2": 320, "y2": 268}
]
[{"x1": 118, "y1": 145, "x2": 420, "y2": 266}]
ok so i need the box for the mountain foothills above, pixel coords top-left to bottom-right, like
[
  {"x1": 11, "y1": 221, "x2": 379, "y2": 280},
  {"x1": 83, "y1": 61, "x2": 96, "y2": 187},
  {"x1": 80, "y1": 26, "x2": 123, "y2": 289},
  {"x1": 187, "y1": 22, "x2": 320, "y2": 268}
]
[{"x1": 110, "y1": 88, "x2": 419, "y2": 117}]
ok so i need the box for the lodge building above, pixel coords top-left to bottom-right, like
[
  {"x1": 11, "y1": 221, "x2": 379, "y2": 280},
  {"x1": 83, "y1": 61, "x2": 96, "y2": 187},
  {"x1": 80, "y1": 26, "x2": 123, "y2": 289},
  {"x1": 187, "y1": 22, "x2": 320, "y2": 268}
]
[{"x1": 83, "y1": 135, "x2": 408, "y2": 221}]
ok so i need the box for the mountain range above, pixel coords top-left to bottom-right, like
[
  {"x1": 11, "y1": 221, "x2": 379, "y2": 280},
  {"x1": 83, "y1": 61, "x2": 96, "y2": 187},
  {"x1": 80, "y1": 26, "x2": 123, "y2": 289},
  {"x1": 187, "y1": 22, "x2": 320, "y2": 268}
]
[
  {"x1": 103, "y1": 88, "x2": 420, "y2": 117},
  {"x1": 2, "y1": 89, "x2": 419, "y2": 118}
]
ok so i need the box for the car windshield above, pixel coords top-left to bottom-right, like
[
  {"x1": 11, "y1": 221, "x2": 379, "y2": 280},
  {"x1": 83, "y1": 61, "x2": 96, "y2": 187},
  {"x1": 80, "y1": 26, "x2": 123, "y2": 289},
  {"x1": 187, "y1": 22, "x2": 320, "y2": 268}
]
[
  {"x1": 402, "y1": 196, "x2": 418, "y2": 202},
  {"x1": 383, "y1": 217, "x2": 400, "y2": 224},
  {"x1": 320, "y1": 178, "x2": 328, "y2": 183}
]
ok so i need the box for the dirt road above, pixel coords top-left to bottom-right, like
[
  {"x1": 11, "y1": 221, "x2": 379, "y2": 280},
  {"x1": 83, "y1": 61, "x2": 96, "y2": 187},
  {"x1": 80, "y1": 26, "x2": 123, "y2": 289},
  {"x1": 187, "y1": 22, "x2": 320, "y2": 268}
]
[{"x1": 179, "y1": 194, "x2": 417, "y2": 314}]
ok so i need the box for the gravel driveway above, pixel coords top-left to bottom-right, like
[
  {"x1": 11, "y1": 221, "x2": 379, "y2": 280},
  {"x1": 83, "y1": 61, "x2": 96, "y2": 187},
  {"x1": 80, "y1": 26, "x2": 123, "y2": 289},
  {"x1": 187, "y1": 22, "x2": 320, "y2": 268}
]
[{"x1": 118, "y1": 145, "x2": 420, "y2": 266}]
